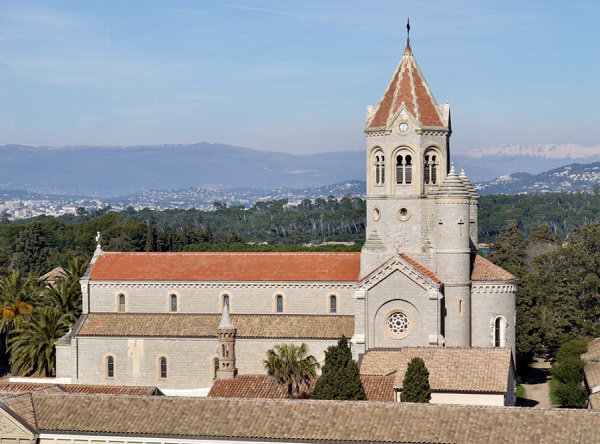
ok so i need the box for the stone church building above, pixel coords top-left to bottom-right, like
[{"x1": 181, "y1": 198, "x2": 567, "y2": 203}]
[{"x1": 55, "y1": 41, "x2": 517, "y2": 402}]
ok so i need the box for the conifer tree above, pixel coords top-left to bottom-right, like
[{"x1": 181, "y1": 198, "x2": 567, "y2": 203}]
[
  {"x1": 311, "y1": 336, "x2": 366, "y2": 400},
  {"x1": 400, "y1": 357, "x2": 431, "y2": 403}
]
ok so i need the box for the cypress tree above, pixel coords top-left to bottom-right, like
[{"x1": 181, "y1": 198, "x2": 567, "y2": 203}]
[
  {"x1": 400, "y1": 357, "x2": 431, "y2": 403},
  {"x1": 311, "y1": 336, "x2": 366, "y2": 400}
]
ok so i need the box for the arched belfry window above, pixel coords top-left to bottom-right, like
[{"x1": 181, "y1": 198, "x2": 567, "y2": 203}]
[
  {"x1": 374, "y1": 151, "x2": 385, "y2": 186},
  {"x1": 396, "y1": 154, "x2": 412, "y2": 184},
  {"x1": 424, "y1": 150, "x2": 439, "y2": 185}
]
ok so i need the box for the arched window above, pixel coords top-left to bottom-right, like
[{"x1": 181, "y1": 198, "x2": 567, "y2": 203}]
[
  {"x1": 276, "y1": 295, "x2": 283, "y2": 313},
  {"x1": 106, "y1": 356, "x2": 114, "y2": 378},
  {"x1": 396, "y1": 154, "x2": 412, "y2": 184},
  {"x1": 222, "y1": 294, "x2": 230, "y2": 309},
  {"x1": 494, "y1": 317, "x2": 506, "y2": 347},
  {"x1": 118, "y1": 294, "x2": 125, "y2": 312},
  {"x1": 159, "y1": 357, "x2": 167, "y2": 379},
  {"x1": 170, "y1": 294, "x2": 177, "y2": 312},
  {"x1": 424, "y1": 151, "x2": 439, "y2": 185},
  {"x1": 330, "y1": 295, "x2": 337, "y2": 314},
  {"x1": 374, "y1": 152, "x2": 385, "y2": 185}
]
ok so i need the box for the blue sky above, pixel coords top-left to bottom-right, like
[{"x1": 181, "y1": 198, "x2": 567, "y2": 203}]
[{"x1": 0, "y1": 0, "x2": 598, "y2": 154}]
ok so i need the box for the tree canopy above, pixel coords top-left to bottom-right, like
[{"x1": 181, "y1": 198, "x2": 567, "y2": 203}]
[
  {"x1": 311, "y1": 337, "x2": 366, "y2": 400},
  {"x1": 400, "y1": 357, "x2": 431, "y2": 403}
]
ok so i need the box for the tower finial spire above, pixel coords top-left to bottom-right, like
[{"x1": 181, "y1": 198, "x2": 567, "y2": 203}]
[{"x1": 406, "y1": 17, "x2": 411, "y2": 47}]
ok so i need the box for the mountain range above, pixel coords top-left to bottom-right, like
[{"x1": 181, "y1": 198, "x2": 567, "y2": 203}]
[{"x1": 1, "y1": 142, "x2": 600, "y2": 196}]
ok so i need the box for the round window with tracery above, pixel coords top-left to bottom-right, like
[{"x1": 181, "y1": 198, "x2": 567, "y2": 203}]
[{"x1": 384, "y1": 311, "x2": 413, "y2": 339}]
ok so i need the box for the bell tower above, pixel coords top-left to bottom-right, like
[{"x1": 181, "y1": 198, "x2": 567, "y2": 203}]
[{"x1": 361, "y1": 27, "x2": 451, "y2": 276}]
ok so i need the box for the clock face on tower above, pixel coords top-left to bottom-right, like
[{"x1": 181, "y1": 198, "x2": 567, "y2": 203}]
[{"x1": 399, "y1": 122, "x2": 409, "y2": 133}]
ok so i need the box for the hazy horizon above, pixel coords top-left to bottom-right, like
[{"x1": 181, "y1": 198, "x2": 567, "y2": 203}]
[{"x1": 1, "y1": 1, "x2": 599, "y2": 154}]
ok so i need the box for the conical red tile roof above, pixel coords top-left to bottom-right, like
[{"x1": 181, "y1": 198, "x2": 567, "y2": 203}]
[{"x1": 367, "y1": 45, "x2": 445, "y2": 130}]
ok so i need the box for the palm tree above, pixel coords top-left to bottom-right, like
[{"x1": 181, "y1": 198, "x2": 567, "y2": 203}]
[
  {"x1": 264, "y1": 343, "x2": 320, "y2": 399},
  {"x1": 0, "y1": 270, "x2": 40, "y2": 342},
  {"x1": 8, "y1": 307, "x2": 71, "y2": 376},
  {"x1": 42, "y1": 277, "x2": 82, "y2": 324}
]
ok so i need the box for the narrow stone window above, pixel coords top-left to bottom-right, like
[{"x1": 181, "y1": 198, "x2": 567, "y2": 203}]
[
  {"x1": 494, "y1": 317, "x2": 506, "y2": 347},
  {"x1": 160, "y1": 357, "x2": 167, "y2": 378},
  {"x1": 330, "y1": 295, "x2": 337, "y2": 314},
  {"x1": 213, "y1": 358, "x2": 219, "y2": 379},
  {"x1": 375, "y1": 154, "x2": 385, "y2": 185},
  {"x1": 118, "y1": 294, "x2": 125, "y2": 312},
  {"x1": 459, "y1": 299, "x2": 463, "y2": 317},
  {"x1": 276, "y1": 295, "x2": 283, "y2": 313},
  {"x1": 107, "y1": 356, "x2": 114, "y2": 378},
  {"x1": 222, "y1": 294, "x2": 230, "y2": 309},
  {"x1": 170, "y1": 294, "x2": 177, "y2": 312}
]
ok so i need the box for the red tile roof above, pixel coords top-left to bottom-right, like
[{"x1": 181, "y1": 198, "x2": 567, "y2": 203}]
[
  {"x1": 207, "y1": 374, "x2": 394, "y2": 402},
  {"x1": 90, "y1": 252, "x2": 360, "y2": 282},
  {"x1": 368, "y1": 45, "x2": 445, "y2": 130},
  {"x1": 471, "y1": 255, "x2": 517, "y2": 281}
]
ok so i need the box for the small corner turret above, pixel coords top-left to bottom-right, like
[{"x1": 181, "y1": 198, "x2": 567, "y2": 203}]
[{"x1": 216, "y1": 302, "x2": 237, "y2": 379}]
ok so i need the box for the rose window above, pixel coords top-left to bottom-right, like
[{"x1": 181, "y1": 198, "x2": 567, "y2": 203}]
[{"x1": 387, "y1": 312, "x2": 410, "y2": 335}]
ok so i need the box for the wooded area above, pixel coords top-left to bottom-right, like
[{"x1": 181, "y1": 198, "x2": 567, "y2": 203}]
[{"x1": 0, "y1": 192, "x2": 598, "y2": 377}]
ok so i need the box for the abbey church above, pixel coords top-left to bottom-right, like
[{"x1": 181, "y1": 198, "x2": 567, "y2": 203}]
[{"x1": 55, "y1": 41, "x2": 517, "y2": 404}]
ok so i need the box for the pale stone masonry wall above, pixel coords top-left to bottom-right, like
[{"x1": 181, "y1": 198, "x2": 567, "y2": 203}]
[
  {"x1": 72, "y1": 336, "x2": 337, "y2": 389},
  {"x1": 85, "y1": 281, "x2": 355, "y2": 315},
  {"x1": 471, "y1": 283, "x2": 517, "y2": 355}
]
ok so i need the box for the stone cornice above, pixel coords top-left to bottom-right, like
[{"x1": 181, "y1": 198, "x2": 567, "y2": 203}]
[
  {"x1": 89, "y1": 282, "x2": 356, "y2": 290},
  {"x1": 472, "y1": 283, "x2": 517, "y2": 294}
]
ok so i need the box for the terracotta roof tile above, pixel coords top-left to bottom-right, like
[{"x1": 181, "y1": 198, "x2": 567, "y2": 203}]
[
  {"x1": 360, "y1": 347, "x2": 512, "y2": 393},
  {"x1": 0, "y1": 381, "x2": 161, "y2": 396},
  {"x1": 90, "y1": 252, "x2": 360, "y2": 282},
  {"x1": 75, "y1": 313, "x2": 354, "y2": 339},
  {"x1": 15, "y1": 393, "x2": 600, "y2": 442},
  {"x1": 368, "y1": 46, "x2": 445, "y2": 130},
  {"x1": 471, "y1": 255, "x2": 517, "y2": 281},
  {"x1": 207, "y1": 374, "x2": 394, "y2": 402}
]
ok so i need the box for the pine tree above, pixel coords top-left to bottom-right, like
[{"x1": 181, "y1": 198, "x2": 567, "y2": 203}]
[
  {"x1": 311, "y1": 336, "x2": 366, "y2": 400},
  {"x1": 400, "y1": 357, "x2": 431, "y2": 403}
]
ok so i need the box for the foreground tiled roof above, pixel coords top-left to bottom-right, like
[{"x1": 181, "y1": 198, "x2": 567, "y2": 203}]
[
  {"x1": 8, "y1": 393, "x2": 599, "y2": 443},
  {"x1": 471, "y1": 255, "x2": 517, "y2": 281},
  {"x1": 367, "y1": 45, "x2": 445, "y2": 130},
  {"x1": 207, "y1": 374, "x2": 394, "y2": 402},
  {"x1": 360, "y1": 347, "x2": 512, "y2": 393},
  {"x1": 582, "y1": 338, "x2": 600, "y2": 393},
  {"x1": 89, "y1": 252, "x2": 360, "y2": 282},
  {"x1": 75, "y1": 313, "x2": 354, "y2": 339}
]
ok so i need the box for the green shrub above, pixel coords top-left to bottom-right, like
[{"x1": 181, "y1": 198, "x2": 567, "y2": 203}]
[
  {"x1": 556, "y1": 339, "x2": 588, "y2": 363},
  {"x1": 555, "y1": 381, "x2": 588, "y2": 408},
  {"x1": 551, "y1": 357, "x2": 585, "y2": 385}
]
